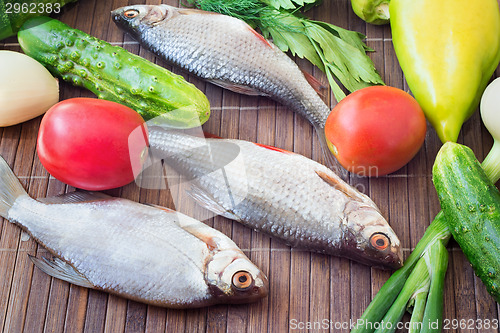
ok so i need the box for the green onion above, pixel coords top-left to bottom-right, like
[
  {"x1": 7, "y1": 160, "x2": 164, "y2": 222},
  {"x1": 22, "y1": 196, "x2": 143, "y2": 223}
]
[
  {"x1": 350, "y1": 214, "x2": 450, "y2": 333},
  {"x1": 372, "y1": 257, "x2": 430, "y2": 333},
  {"x1": 420, "y1": 240, "x2": 448, "y2": 333},
  {"x1": 408, "y1": 290, "x2": 428, "y2": 333}
]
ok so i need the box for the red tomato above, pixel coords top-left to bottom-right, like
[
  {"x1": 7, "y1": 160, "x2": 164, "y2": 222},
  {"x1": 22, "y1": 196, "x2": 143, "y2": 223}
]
[
  {"x1": 37, "y1": 98, "x2": 149, "y2": 190},
  {"x1": 325, "y1": 86, "x2": 426, "y2": 177}
]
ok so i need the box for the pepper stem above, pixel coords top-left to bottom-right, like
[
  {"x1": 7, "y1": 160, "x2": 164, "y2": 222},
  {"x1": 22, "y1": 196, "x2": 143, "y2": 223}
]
[
  {"x1": 377, "y1": 2, "x2": 390, "y2": 21},
  {"x1": 350, "y1": 0, "x2": 390, "y2": 25}
]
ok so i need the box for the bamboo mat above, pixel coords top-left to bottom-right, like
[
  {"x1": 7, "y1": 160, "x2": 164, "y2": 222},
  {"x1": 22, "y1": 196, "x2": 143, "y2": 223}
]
[{"x1": 1, "y1": 0, "x2": 500, "y2": 332}]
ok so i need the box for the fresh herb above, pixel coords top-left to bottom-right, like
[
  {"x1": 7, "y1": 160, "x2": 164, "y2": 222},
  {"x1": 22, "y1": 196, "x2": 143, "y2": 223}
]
[{"x1": 185, "y1": 0, "x2": 384, "y2": 101}]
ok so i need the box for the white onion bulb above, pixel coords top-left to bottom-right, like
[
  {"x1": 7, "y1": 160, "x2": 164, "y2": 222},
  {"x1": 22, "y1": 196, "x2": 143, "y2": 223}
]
[
  {"x1": 0, "y1": 50, "x2": 59, "y2": 127},
  {"x1": 480, "y1": 77, "x2": 500, "y2": 141}
]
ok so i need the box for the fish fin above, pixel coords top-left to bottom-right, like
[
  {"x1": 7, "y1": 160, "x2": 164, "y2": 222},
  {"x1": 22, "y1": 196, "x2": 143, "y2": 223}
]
[
  {"x1": 144, "y1": 203, "x2": 176, "y2": 213},
  {"x1": 207, "y1": 79, "x2": 266, "y2": 97},
  {"x1": 203, "y1": 132, "x2": 223, "y2": 139},
  {"x1": 246, "y1": 26, "x2": 273, "y2": 48},
  {"x1": 180, "y1": 221, "x2": 219, "y2": 251},
  {"x1": 0, "y1": 156, "x2": 28, "y2": 219},
  {"x1": 37, "y1": 191, "x2": 112, "y2": 205},
  {"x1": 313, "y1": 124, "x2": 349, "y2": 181},
  {"x1": 29, "y1": 255, "x2": 94, "y2": 289},
  {"x1": 177, "y1": 7, "x2": 272, "y2": 49},
  {"x1": 253, "y1": 143, "x2": 295, "y2": 155},
  {"x1": 314, "y1": 170, "x2": 364, "y2": 201},
  {"x1": 198, "y1": 132, "x2": 296, "y2": 155},
  {"x1": 187, "y1": 185, "x2": 240, "y2": 221},
  {"x1": 301, "y1": 70, "x2": 326, "y2": 97},
  {"x1": 178, "y1": 7, "x2": 218, "y2": 16}
]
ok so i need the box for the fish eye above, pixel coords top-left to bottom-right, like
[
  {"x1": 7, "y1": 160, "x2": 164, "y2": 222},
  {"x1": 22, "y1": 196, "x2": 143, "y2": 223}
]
[
  {"x1": 370, "y1": 233, "x2": 390, "y2": 251},
  {"x1": 232, "y1": 271, "x2": 253, "y2": 291},
  {"x1": 123, "y1": 9, "x2": 139, "y2": 19}
]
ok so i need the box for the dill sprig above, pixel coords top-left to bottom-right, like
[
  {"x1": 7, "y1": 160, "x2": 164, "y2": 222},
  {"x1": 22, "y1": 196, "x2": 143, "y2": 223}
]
[{"x1": 185, "y1": 0, "x2": 384, "y2": 101}]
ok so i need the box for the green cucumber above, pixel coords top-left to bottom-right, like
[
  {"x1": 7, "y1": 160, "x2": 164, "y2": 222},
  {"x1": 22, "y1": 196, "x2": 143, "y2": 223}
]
[
  {"x1": 0, "y1": 0, "x2": 77, "y2": 40},
  {"x1": 0, "y1": 0, "x2": 13, "y2": 40},
  {"x1": 433, "y1": 142, "x2": 500, "y2": 302},
  {"x1": 18, "y1": 16, "x2": 210, "y2": 128}
]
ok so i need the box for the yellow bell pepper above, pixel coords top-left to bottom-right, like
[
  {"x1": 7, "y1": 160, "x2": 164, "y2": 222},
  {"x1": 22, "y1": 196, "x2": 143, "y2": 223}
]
[{"x1": 389, "y1": 0, "x2": 500, "y2": 143}]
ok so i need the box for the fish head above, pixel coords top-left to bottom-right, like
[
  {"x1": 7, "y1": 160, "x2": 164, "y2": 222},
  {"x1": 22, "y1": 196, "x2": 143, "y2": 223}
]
[
  {"x1": 205, "y1": 249, "x2": 268, "y2": 304},
  {"x1": 343, "y1": 201, "x2": 403, "y2": 269},
  {"x1": 111, "y1": 5, "x2": 172, "y2": 33}
]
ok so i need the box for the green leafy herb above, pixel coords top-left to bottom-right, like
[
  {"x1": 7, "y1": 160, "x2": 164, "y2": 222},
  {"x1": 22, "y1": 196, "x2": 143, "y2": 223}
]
[
  {"x1": 263, "y1": 0, "x2": 319, "y2": 11},
  {"x1": 185, "y1": 0, "x2": 384, "y2": 101}
]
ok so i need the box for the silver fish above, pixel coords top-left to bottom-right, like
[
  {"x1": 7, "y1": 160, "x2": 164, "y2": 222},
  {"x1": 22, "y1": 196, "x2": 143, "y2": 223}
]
[
  {"x1": 111, "y1": 4, "x2": 339, "y2": 170},
  {"x1": 147, "y1": 127, "x2": 403, "y2": 269},
  {"x1": 0, "y1": 156, "x2": 267, "y2": 309}
]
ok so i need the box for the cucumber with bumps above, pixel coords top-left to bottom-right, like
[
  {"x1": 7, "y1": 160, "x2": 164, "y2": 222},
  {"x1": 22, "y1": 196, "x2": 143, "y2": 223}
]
[
  {"x1": 18, "y1": 16, "x2": 210, "y2": 128},
  {"x1": 0, "y1": 0, "x2": 13, "y2": 40},
  {"x1": 433, "y1": 142, "x2": 500, "y2": 302}
]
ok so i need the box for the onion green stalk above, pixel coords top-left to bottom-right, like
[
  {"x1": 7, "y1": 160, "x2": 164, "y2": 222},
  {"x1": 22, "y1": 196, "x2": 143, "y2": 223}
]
[
  {"x1": 420, "y1": 241, "x2": 448, "y2": 333},
  {"x1": 370, "y1": 241, "x2": 447, "y2": 333},
  {"x1": 350, "y1": 214, "x2": 450, "y2": 333},
  {"x1": 184, "y1": 0, "x2": 384, "y2": 101},
  {"x1": 372, "y1": 257, "x2": 430, "y2": 333},
  {"x1": 408, "y1": 291, "x2": 428, "y2": 333}
]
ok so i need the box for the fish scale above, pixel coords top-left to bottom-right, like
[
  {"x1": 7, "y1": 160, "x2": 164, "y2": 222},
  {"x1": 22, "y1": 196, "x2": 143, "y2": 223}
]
[
  {"x1": 148, "y1": 127, "x2": 403, "y2": 268},
  {"x1": 111, "y1": 4, "x2": 343, "y2": 171},
  {"x1": 136, "y1": 11, "x2": 328, "y2": 126},
  {"x1": 0, "y1": 157, "x2": 268, "y2": 309},
  {"x1": 9, "y1": 195, "x2": 211, "y2": 303}
]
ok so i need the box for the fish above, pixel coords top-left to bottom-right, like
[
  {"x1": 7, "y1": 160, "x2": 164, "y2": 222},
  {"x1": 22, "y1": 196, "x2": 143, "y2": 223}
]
[
  {"x1": 0, "y1": 156, "x2": 268, "y2": 309},
  {"x1": 111, "y1": 4, "x2": 341, "y2": 172},
  {"x1": 147, "y1": 127, "x2": 403, "y2": 269}
]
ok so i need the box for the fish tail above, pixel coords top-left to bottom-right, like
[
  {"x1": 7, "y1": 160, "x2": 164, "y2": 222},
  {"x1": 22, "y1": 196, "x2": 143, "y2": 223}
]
[
  {"x1": 0, "y1": 156, "x2": 27, "y2": 218},
  {"x1": 313, "y1": 125, "x2": 349, "y2": 181}
]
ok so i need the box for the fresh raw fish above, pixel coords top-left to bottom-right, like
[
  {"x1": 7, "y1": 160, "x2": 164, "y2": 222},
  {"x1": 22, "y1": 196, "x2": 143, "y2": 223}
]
[
  {"x1": 0, "y1": 156, "x2": 268, "y2": 308},
  {"x1": 147, "y1": 127, "x2": 403, "y2": 269},
  {"x1": 111, "y1": 4, "x2": 339, "y2": 170}
]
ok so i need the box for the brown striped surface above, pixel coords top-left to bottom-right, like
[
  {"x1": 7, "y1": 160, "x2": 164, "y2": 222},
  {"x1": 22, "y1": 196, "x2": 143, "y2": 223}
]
[{"x1": 1, "y1": 0, "x2": 500, "y2": 332}]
